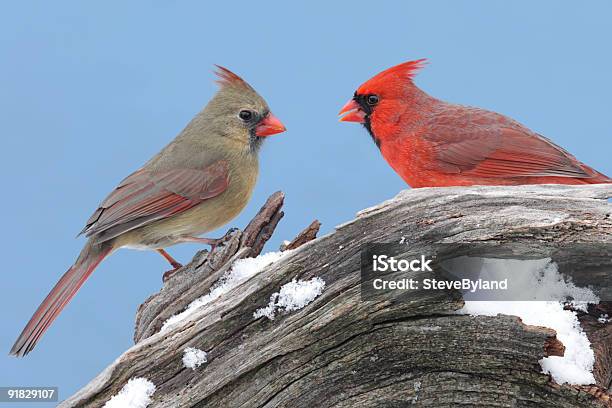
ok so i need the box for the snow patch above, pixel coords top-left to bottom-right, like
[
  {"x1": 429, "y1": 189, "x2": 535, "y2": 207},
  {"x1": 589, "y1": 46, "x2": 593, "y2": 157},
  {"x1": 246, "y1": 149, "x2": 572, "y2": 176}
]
[
  {"x1": 411, "y1": 380, "x2": 421, "y2": 404},
  {"x1": 103, "y1": 377, "x2": 156, "y2": 408},
  {"x1": 182, "y1": 347, "x2": 208, "y2": 370},
  {"x1": 254, "y1": 277, "x2": 325, "y2": 320},
  {"x1": 461, "y1": 300, "x2": 595, "y2": 385},
  {"x1": 162, "y1": 251, "x2": 288, "y2": 331},
  {"x1": 457, "y1": 258, "x2": 598, "y2": 385}
]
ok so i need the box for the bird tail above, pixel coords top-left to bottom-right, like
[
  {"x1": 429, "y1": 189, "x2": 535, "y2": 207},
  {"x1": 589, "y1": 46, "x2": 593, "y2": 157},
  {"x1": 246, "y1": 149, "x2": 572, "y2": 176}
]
[
  {"x1": 580, "y1": 166, "x2": 612, "y2": 184},
  {"x1": 10, "y1": 240, "x2": 113, "y2": 357},
  {"x1": 586, "y1": 171, "x2": 612, "y2": 184}
]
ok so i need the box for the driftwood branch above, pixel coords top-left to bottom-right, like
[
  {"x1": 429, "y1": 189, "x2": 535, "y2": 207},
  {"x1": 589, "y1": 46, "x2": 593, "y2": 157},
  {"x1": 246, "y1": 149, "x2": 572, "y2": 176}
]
[
  {"x1": 280, "y1": 220, "x2": 321, "y2": 251},
  {"x1": 61, "y1": 185, "x2": 612, "y2": 407}
]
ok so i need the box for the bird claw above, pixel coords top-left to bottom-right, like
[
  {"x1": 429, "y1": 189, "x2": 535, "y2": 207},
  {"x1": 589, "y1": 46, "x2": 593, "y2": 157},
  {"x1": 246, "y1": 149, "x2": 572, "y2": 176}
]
[
  {"x1": 208, "y1": 232, "x2": 237, "y2": 252},
  {"x1": 208, "y1": 239, "x2": 224, "y2": 252},
  {"x1": 162, "y1": 264, "x2": 183, "y2": 283}
]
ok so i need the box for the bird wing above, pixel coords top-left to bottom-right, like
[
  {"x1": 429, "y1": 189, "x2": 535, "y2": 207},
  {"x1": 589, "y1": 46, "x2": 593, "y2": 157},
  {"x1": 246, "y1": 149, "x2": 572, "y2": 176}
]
[
  {"x1": 422, "y1": 108, "x2": 591, "y2": 179},
  {"x1": 80, "y1": 161, "x2": 229, "y2": 243}
]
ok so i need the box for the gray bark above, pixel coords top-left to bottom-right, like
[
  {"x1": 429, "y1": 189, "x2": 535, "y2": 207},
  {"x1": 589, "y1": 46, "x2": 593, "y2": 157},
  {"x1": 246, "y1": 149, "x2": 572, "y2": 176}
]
[{"x1": 60, "y1": 185, "x2": 612, "y2": 408}]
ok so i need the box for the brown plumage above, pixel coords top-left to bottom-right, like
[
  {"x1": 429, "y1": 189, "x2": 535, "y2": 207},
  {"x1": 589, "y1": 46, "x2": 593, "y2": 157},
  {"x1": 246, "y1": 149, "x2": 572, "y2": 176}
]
[{"x1": 11, "y1": 66, "x2": 286, "y2": 357}]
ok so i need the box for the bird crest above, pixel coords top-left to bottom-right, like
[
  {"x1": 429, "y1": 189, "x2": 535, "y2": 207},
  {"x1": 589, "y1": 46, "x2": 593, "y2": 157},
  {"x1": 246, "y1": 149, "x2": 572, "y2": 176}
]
[
  {"x1": 214, "y1": 65, "x2": 255, "y2": 92},
  {"x1": 356, "y1": 59, "x2": 428, "y2": 96},
  {"x1": 383, "y1": 58, "x2": 428, "y2": 81}
]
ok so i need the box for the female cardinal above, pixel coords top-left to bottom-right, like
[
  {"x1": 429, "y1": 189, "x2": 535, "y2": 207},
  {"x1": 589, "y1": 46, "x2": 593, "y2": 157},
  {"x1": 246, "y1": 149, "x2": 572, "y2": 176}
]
[
  {"x1": 339, "y1": 59, "x2": 610, "y2": 187},
  {"x1": 11, "y1": 66, "x2": 286, "y2": 357}
]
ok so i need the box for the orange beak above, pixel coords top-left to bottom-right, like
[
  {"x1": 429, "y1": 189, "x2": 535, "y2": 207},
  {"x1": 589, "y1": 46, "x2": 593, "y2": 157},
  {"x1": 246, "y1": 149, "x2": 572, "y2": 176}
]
[
  {"x1": 255, "y1": 112, "x2": 286, "y2": 137},
  {"x1": 338, "y1": 99, "x2": 366, "y2": 123}
]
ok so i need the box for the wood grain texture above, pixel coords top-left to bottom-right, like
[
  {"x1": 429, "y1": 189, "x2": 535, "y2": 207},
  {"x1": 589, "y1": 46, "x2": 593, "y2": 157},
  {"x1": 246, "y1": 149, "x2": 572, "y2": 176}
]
[{"x1": 61, "y1": 185, "x2": 612, "y2": 407}]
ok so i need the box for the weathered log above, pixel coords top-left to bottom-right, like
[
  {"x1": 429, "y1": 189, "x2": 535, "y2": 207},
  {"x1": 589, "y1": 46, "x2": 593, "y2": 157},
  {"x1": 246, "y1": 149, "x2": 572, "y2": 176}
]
[
  {"x1": 134, "y1": 191, "x2": 285, "y2": 343},
  {"x1": 578, "y1": 302, "x2": 612, "y2": 392},
  {"x1": 61, "y1": 185, "x2": 612, "y2": 407}
]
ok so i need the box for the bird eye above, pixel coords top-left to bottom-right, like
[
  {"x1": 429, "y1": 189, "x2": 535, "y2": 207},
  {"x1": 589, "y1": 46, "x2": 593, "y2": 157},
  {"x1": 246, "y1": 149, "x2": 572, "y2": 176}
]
[
  {"x1": 238, "y1": 110, "x2": 253, "y2": 121},
  {"x1": 366, "y1": 94, "x2": 379, "y2": 106}
]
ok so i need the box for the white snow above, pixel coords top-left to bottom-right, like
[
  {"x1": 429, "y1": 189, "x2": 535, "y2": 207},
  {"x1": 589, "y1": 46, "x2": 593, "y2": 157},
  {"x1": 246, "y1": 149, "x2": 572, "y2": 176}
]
[
  {"x1": 182, "y1": 347, "x2": 208, "y2": 370},
  {"x1": 411, "y1": 380, "x2": 421, "y2": 404},
  {"x1": 254, "y1": 277, "x2": 325, "y2": 320},
  {"x1": 598, "y1": 314, "x2": 610, "y2": 324},
  {"x1": 162, "y1": 251, "x2": 288, "y2": 331},
  {"x1": 103, "y1": 377, "x2": 156, "y2": 408},
  {"x1": 456, "y1": 258, "x2": 599, "y2": 385}
]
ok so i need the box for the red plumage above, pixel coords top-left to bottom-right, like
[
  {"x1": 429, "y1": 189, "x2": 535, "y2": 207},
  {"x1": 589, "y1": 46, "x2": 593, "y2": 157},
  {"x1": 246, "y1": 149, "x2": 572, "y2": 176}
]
[
  {"x1": 339, "y1": 60, "x2": 611, "y2": 187},
  {"x1": 10, "y1": 243, "x2": 112, "y2": 357}
]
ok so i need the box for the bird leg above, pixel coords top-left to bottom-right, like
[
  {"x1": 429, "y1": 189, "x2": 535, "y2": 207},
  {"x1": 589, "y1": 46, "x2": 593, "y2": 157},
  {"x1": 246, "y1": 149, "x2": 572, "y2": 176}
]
[
  {"x1": 157, "y1": 248, "x2": 182, "y2": 269},
  {"x1": 157, "y1": 249, "x2": 183, "y2": 282}
]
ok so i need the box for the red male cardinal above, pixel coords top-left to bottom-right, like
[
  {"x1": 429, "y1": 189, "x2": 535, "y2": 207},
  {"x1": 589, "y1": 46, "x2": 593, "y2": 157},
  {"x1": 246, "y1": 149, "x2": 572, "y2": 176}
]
[
  {"x1": 339, "y1": 59, "x2": 610, "y2": 187},
  {"x1": 10, "y1": 66, "x2": 286, "y2": 357}
]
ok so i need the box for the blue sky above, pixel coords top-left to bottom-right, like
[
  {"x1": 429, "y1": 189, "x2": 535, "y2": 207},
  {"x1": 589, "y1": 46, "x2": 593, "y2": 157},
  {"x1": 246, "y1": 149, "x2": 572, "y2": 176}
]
[{"x1": 1, "y1": 1, "x2": 611, "y2": 405}]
